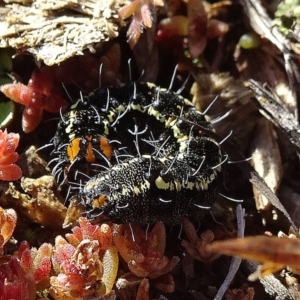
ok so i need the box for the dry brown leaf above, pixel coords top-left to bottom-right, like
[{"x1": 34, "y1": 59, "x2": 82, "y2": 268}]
[{"x1": 210, "y1": 235, "x2": 300, "y2": 280}]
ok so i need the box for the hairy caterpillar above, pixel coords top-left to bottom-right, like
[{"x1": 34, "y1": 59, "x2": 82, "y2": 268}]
[{"x1": 51, "y1": 82, "x2": 224, "y2": 224}]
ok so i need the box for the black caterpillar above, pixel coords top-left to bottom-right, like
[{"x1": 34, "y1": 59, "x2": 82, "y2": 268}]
[{"x1": 51, "y1": 82, "x2": 224, "y2": 224}]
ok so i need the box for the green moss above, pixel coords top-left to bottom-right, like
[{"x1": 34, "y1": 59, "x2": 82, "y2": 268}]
[{"x1": 275, "y1": 0, "x2": 300, "y2": 35}]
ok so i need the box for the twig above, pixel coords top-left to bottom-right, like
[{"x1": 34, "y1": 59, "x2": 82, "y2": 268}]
[{"x1": 214, "y1": 205, "x2": 245, "y2": 300}]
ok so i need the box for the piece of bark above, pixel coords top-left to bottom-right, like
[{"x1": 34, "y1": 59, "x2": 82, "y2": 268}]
[
  {"x1": 0, "y1": 0, "x2": 127, "y2": 65},
  {"x1": 249, "y1": 118, "x2": 282, "y2": 211}
]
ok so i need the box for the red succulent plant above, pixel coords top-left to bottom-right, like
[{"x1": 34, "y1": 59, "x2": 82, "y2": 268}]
[
  {"x1": 113, "y1": 223, "x2": 179, "y2": 295},
  {"x1": 0, "y1": 129, "x2": 22, "y2": 181},
  {"x1": 1, "y1": 67, "x2": 67, "y2": 133},
  {"x1": 50, "y1": 218, "x2": 118, "y2": 299},
  {"x1": 16, "y1": 241, "x2": 53, "y2": 286},
  {"x1": 0, "y1": 207, "x2": 17, "y2": 255},
  {"x1": 0, "y1": 256, "x2": 36, "y2": 300}
]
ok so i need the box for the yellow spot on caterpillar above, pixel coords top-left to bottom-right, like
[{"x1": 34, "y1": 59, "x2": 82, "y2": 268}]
[
  {"x1": 134, "y1": 186, "x2": 140, "y2": 195},
  {"x1": 155, "y1": 176, "x2": 170, "y2": 189},
  {"x1": 85, "y1": 178, "x2": 101, "y2": 190}
]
